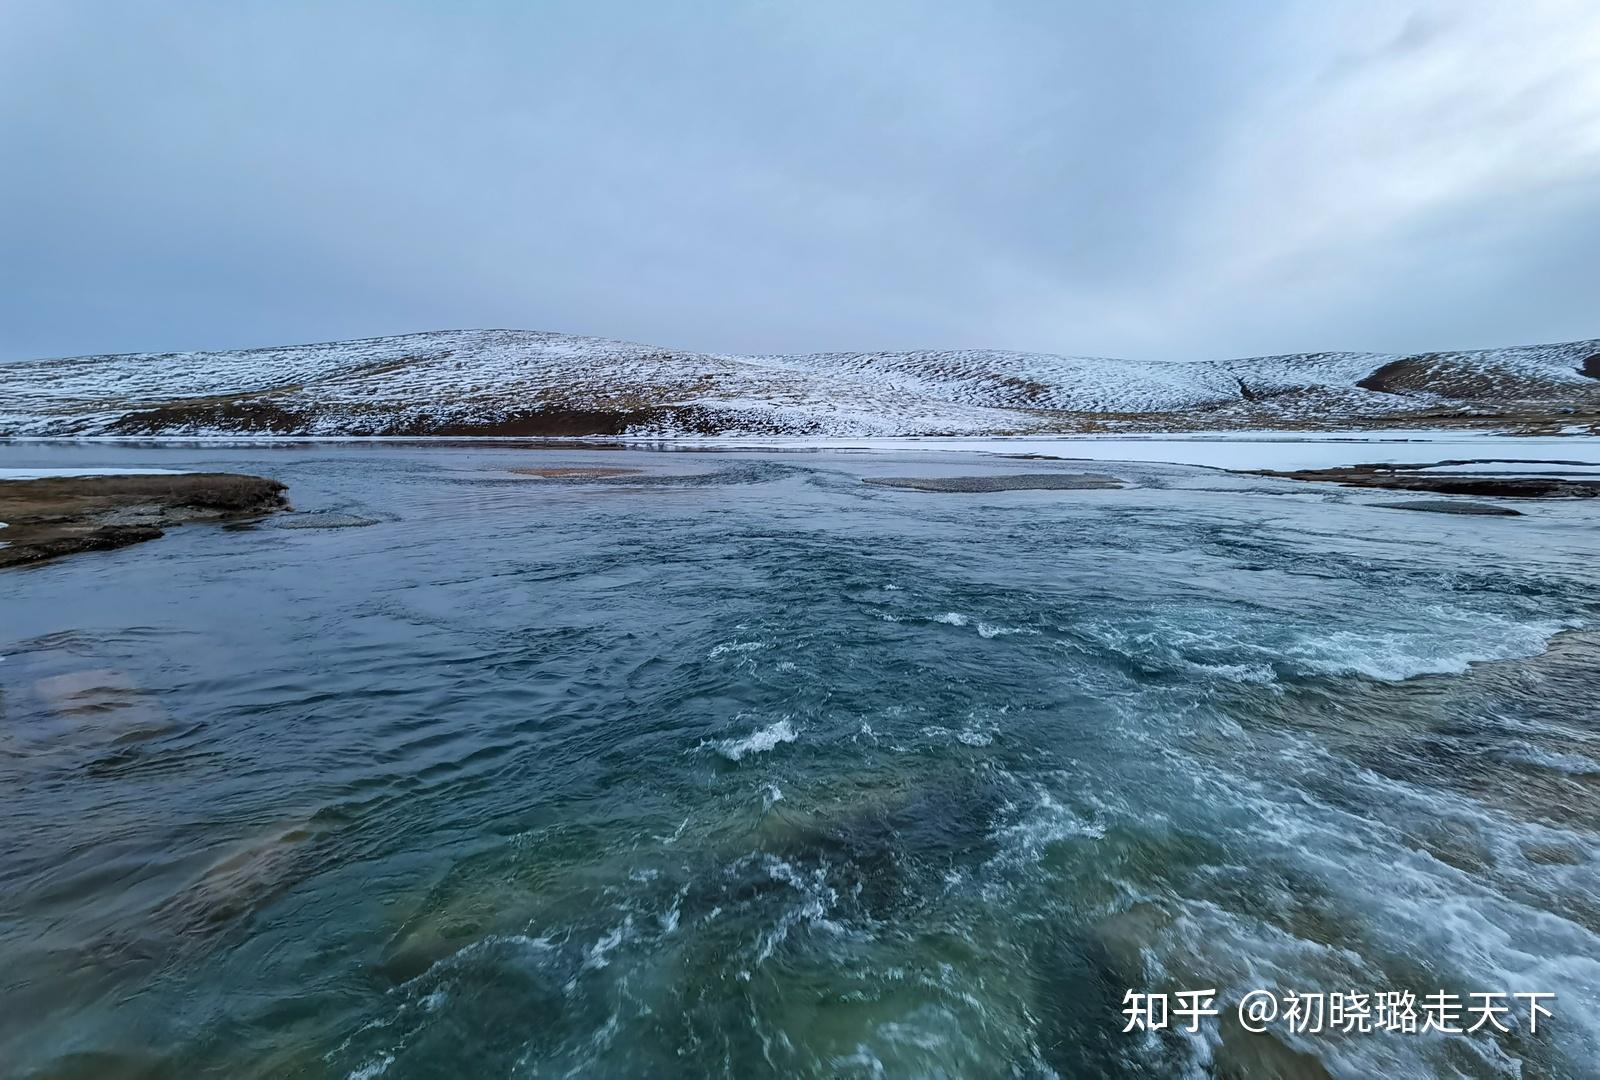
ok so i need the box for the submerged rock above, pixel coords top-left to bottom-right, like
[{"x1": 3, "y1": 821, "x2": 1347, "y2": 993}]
[
  {"x1": 865, "y1": 473, "x2": 1124, "y2": 493},
  {"x1": 507, "y1": 466, "x2": 644, "y2": 479},
  {"x1": 274, "y1": 510, "x2": 378, "y2": 529},
  {"x1": 152, "y1": 821, "x2": 320, "y2": 936},
  {"x1": 1381, "y1": 499, "x2": 1523, "y2": 516}
]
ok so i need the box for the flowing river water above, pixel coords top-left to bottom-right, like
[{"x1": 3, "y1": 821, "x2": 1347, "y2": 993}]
[{"x1": 2, "y1": 442, "x2": 1597, "y2": 1079}]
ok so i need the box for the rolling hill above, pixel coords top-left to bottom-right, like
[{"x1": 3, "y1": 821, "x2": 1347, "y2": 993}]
[{"x1": 2, "y1": 330, "x2": 1597, "y2": 437}]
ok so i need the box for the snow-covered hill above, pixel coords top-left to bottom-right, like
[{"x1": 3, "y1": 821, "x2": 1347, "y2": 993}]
[{"x1": 2, "y1": 330, "x2": 1597, "y2": 437}]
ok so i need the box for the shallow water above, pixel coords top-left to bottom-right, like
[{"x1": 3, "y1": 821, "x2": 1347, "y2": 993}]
[{"x1": 2, "y1": 443, "x2": 1598, "y2": 1079}]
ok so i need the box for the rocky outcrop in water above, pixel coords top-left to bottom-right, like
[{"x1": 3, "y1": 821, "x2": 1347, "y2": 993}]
[
  {"x1": 0, "y1": 473, "x2": 288, "y2": 567},
  {"x1": 1381, "y1": 499, "x2": 1523, "y2": 516},
  {"x1": 1258, "y1": 461, "x2": 1600, "y2": 499}
]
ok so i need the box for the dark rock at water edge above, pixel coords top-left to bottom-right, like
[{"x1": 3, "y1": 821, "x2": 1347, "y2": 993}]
[
  {"x1": 1257, "y1": 461, "x2": 1600, "y2": 499},
  {"x1": 0, "y1": 473, "x2": 288, "y2": 568}
]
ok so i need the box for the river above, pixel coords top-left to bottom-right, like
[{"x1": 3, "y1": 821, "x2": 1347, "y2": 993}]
[{"x1": 2, "y1": 441, "x2": 1597, "y2": 1078}]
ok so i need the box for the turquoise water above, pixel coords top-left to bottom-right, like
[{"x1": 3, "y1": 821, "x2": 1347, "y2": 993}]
[{"x1": 2, "y1": 444, "x2": 1598, "y2": 1078}]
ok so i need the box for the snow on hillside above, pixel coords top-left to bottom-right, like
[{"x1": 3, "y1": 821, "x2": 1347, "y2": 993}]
[{"x1": 1, "y1": 330, "x2": 1596, "y2": 438}]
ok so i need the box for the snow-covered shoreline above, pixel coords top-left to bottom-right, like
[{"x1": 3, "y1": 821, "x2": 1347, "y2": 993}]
[
  {"x1": 0, "y1": 467, "x2": 189, "y2": 480},
  {"x1": 624, "y1": 431, "x2": 1600, "y2": 472},
  {"x1": 4, "y1": 430, "x2": 1599, "y2": 474}
]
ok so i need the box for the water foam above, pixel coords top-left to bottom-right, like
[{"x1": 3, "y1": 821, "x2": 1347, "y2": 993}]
[
  {"x1": 710, "y1": 719, "x2": 797, "y2": 761},
  {"x1": 976, "y1": 622, "x2": 1039, "y2": 639},
  {"x1": 1279, "y1": 612, "x2": 1576, "y2": 681},
  {"x1": 346, "y1": 1053, "x2": 394, "y2": 1080},
  {"x1": 990, "y1": 788, "x2": 1106, "y2": 869},
  {"x1": 1084, "y1": 606, "x2": 1578, "y2": 684},
  {"x1": 707, "y1": 640, "x2": 765, "y2": 660}
]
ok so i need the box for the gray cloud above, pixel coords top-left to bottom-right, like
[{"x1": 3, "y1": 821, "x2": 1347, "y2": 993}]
[{"x1": 2, "y1": 0, "x2": 1596, "y2": 363}]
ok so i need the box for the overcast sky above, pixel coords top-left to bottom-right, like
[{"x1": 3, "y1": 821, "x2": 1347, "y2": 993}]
[{"x1": 2, "y1": 1, "x2": 1598, "y2": 363}]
